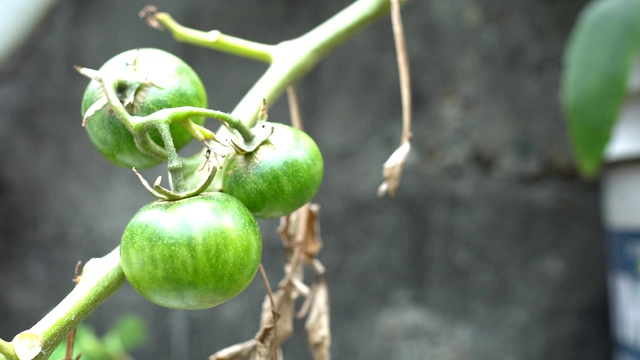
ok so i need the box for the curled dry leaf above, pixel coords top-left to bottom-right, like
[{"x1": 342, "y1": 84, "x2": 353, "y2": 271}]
[
  {"x1": 254, "y1": 326, "x2": 281, "y2": 360},
  {"x1": 209, "y1": 338, "x2": 257, "y2": 360},
  {"x1": 377, "y1": 141, "x2": 411, "y2": 197},
  {"x1": 305, "y1": 280, "x2": 331, "y2": 360},
  {"x1": 259, "y1": 290, "x2": 295, "y2": 344},
  {"x1": 302, "y1": 204, "x2": 322, "y2": 260},
  {"x1": 279, "y1": 204, "x2": 323, "y2": 261}
]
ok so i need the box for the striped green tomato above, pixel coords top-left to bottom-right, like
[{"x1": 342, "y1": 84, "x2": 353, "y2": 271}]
[
  {"x1": 221, "y1": 123, "x2": 323, "y2": 218},
  {"x1": 82, "y1": 48, "x2": 207, "y2": 169},
  {"x1": 120, "y1": 192, "x2": 262, "y2": 310}
]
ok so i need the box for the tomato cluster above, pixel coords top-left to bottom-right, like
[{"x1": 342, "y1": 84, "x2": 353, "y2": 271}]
[{"x1": 81, "y1": 49, "x2": 323, "y2": 310}]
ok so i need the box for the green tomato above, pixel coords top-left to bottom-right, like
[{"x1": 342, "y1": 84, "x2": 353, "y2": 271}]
[
  {"x1": 82, "y1": 48, "x2": 207, "y2": 169},
  {"x1": 221, "y1": 123, "x2": 323, "y2": 218},
  {"x1": 120, "y1": 192, "x2": 262, "y2": 310}
]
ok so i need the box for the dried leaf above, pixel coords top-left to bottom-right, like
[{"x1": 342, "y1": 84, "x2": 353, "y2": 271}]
[
  {"x1": 209, "y1": 339, "x2": 257, "y2": 360},
  {"x1": 305, "y1": 280, "x2": 331, "y2": 360},
  {"x1": 277, "y1": 215, "x2": 295, "y2": 252},
  {"x1": 138, "y1": 5, "x2": 164, "y2": 30},
  {"x1": 302, "y1": 204, "x2": 322, "y2": 260},
  {"x1": 280, "y1": 204, "x2": 323, "y2": 261},
  {"x1": 279, "y1": 252, "x2": 305, "y2": 291},
  {"x1": 259, "y1": 291, "x2": 295, "y2": 344},
  {"x1": 377, "y1": 141, "x2": 411, "y2": 197}
]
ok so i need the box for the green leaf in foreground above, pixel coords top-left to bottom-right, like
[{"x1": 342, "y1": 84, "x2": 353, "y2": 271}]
[
  {"x1": 49, "y1": 316, "x2": 146, "y2": 360},
  {"x1": 562, "y1": 0, "x2": 640, "y2": 176}
]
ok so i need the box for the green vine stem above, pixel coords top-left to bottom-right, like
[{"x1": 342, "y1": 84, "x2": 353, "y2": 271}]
[
  {"x1": 232, "y1": 0, "x2": 393, "y2": 126},
  {"x1": 1, "y1": 248, "x2": 124, "y2": 360},
  {"x1": 155, "y1": 122, "x2": 186, "y2": 193},
  {"x1": 151, "y1": 0, "x2": 393, "y2": 128},
  {"x1": 0, "y1": 338, "x2": 13, "y2": 360},
  {"x1": 2, "y1": 1, "x2": 398, "y2": 359},
  {"x1": 144, "y1": 8, "x2": 274, "y2": 64},
  {"x1": 137, "y1": 107, "x2": 255, "y2": 142}
]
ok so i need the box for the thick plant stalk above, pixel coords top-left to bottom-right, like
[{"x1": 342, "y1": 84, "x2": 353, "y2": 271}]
[
  {"x1": 148, "y1": 0, "x2": 393, "y2": 128},
  {"x1": 6, "y1": 248, "x2": 124, "y2": 360}
]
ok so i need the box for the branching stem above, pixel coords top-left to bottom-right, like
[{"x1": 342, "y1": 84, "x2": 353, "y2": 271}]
[
  {"x1": 153, "y1": 0, "x2": 392, "y2": 130},
  {"x1": 156, "y1": 122, "x2": 186, "y2": 193},
  {"x1": 231, "y1": 0, "x2": 393, "y2": 127},
  {"x1": 152, "y1": 13, "x2": 274, "y2": 63}
]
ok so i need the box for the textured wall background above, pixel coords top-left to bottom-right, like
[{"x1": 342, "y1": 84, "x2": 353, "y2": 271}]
[{"x1": 0, "y1": 0, "x2": 610, "y2": 359}]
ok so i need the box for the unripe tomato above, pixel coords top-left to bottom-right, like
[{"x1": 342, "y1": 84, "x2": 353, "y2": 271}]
[
  {"x1": 221, "y1": 123, "x2": 323, "y2": 218},
  {"x1": 82, "y1": 48, "x2": 207, "y2": 169},
  {"x1": 120, "y1": 192, "x2": 262, "y2": 310}
]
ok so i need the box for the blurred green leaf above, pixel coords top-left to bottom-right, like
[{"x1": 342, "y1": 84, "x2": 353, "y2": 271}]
[
  {"x1": 103, "y1": 315, "x2": 147, "y2": 355},
  {"x1": 50, "y1": 316, "x2": 146, "y2": 360},
  {"x1": 50, "y1": 325, "x2": 106, "y2": 360},
  {"x1": 562, "y1": 0, "x2": 640, "y2": 176}
]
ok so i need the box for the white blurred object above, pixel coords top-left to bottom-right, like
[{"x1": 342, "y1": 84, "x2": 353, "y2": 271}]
[
  {"x1": 602, "y1": 62, "x2": 640, "y2": 360},
  {"x1": 605, "y1": 60, "x2": 640, "y2": 162},
  {"x1": 0, "y1": 0, "x2": 58, "y2": 66}
]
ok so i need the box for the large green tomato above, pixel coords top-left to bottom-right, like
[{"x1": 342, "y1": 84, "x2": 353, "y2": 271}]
[
  {"x1": 120, "y1": 192, "x2": 262, "y2": 310},
  {"x1": 221, "y1": 123, "x2": 323, "y2": 218},
  {"x1": 82, "y1": 48, "x2": 207, "y2": 169}
]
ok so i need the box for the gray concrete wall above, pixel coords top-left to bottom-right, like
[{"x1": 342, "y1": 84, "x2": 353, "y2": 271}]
[{"x1": 0, "y1": 0, "x2": 609, "y2": 359}]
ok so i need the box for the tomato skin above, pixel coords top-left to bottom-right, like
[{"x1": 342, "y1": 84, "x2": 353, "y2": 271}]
[
  {"x1": 221, "y1": 123, "x2": 323, "y2": 218},
  {"x1": 120, "y1": 192, "x2": 262, "y2": 310},
  {"x1": 82, "y1": 48, "x2": 208, "y2": 169}
]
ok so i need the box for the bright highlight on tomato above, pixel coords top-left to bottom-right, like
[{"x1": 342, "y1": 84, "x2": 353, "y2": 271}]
[
  {"x1": 81, "y1": 48, "x2": 208, "y2": 169},
  {"x1": 221, "y1": 123, "x2": 324, "y2": 218},
  {"x1": 120, "y1": 192, "x2": 262, "y2": 310}
]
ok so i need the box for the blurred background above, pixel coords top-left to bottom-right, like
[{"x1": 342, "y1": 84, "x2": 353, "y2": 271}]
[{"x1": 0, "y1": 0, "x2": 610, "y2": 359}]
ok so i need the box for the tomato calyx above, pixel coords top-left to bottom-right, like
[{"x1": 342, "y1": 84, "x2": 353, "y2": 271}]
[
  {"x1": 76, "y1": 66, "x2": 161, "y2": 128},
  {"x1": 226, "y1": 100, "x2": 274, "y2": 155},
  {"x1": 228, "y1": 120, "x2": 275, "y2": 155},
  {"x1": 132, "y1": 160, "x2": 218, "y2": 201},
  {"x1": 221, "y1": 122, "x2": 324, "y2": 218}
]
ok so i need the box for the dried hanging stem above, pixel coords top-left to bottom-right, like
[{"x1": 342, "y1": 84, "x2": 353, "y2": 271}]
[
  {"x1": 258, "y1": 264, "x2": 279, "y2": 360},
  {"x1": 378, "y1": 0, "x2": 412, "y2": 197},
  {"x1": 63, "y1": 262, "x2": 83, "y2": 360},
  {"x1": 286, "y1": 86, "x2": 303, "y2": 131}
]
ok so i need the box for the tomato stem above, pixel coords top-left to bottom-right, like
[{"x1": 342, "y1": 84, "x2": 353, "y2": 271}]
[
  {"x1": 99, "y1": 75, "x2": 168, "y2": 160},
  {"x1": 7, "y1": 248, "x2": 125, "y2": 360},
  {"x1": 231, "y1": 0, "x2": 395, "y2": 126},
  {"x1": 169, "y1": 107, "x2": 255, "y2": 142},
  {"x1": 150, "y1": 12, "x2": 274, "y2": 64},
  {"x1": 156, "y1": 122, "x2": 187, "y2": 193},
  {"x1": 0, "y1": 338, "x2": 17, "y2": 360},
  {"x1": 147, "y1": 0, "x2": 396, "y2": 128}
]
